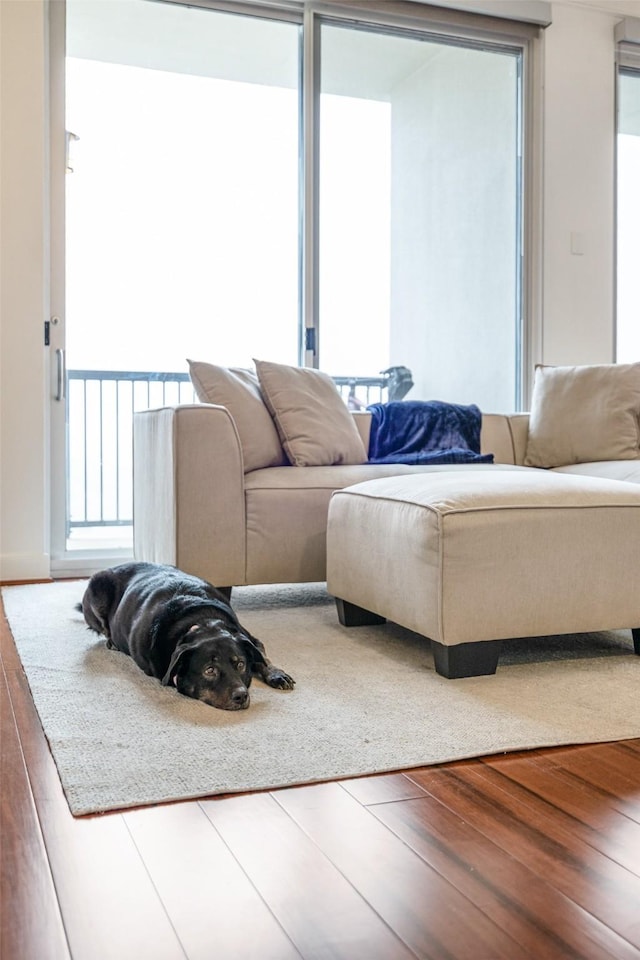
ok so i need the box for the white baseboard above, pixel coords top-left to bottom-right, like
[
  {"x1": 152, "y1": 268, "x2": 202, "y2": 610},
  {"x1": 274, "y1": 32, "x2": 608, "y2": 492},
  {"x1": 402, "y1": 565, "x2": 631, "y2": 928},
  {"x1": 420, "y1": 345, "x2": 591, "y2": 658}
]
[
  {"x1": 50, "y1": 549, "x2": 133, "y2": 580},
  {"x1": 0, "y1": 550, "x2": 135, "y2": 583},
  {"x1": 0, "y1": 552, "x2": 51, "y2": 583}
]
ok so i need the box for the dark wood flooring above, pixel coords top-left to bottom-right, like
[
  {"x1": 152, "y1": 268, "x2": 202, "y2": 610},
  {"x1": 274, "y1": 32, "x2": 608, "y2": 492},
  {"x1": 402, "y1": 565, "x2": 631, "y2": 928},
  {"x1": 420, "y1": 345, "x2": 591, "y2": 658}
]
[{"x1": 4, "y1": 594, "x2": 640, "y2": 960}]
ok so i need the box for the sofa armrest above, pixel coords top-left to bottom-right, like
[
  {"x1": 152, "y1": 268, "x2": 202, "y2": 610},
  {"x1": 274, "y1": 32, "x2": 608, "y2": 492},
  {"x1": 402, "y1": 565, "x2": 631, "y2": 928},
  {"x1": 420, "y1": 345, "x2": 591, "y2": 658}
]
[{"x1": 133, "y1": 403, "x2": 247, "y2": 586}]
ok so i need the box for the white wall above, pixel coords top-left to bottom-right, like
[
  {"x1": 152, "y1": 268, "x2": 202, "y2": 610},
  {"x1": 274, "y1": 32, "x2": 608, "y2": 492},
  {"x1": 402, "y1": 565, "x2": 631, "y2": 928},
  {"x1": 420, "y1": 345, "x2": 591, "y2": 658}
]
[
  {"x1": 541, "y1": 1, "x2": 619, "y2": 364},
  {"x1": 0, "y1": 0, "x2": 637, "y2": 580}
]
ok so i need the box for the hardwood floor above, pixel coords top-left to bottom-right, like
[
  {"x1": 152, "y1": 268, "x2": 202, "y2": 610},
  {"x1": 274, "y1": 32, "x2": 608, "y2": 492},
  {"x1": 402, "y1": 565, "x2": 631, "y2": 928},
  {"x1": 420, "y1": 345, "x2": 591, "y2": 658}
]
[{"x1": 4, "y1": 597, "x2": 640, "y2": 960}]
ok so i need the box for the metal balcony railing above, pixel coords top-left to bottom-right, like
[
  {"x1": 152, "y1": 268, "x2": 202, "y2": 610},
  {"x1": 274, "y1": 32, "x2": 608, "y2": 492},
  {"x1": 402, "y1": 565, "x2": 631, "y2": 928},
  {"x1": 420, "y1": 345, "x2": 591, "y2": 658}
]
[
  {"x1": 66, "y1": 367, "x2": 412, "y2": 534},
  {"x1": 66, "y1": 370, "x2": 196, "y2": 534}
]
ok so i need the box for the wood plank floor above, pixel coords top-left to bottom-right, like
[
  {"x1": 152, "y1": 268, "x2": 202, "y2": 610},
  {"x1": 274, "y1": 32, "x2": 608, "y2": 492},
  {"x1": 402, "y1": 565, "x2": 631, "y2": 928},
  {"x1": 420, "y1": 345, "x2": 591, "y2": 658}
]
[{"x1": 4, "y1": 596, "x2": 640, "y2": 960}]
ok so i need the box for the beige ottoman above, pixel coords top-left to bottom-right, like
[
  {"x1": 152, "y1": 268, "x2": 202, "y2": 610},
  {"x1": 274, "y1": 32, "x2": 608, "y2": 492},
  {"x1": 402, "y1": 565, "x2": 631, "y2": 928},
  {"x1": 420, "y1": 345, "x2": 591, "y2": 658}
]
[{"x1": 326, "y1": 469, "x2": 640, "y2": 678}]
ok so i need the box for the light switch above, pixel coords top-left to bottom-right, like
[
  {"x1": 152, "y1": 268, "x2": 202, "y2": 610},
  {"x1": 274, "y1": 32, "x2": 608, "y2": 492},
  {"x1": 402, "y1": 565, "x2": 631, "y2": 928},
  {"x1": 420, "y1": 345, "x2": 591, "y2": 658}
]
[{"x1": 570, "y1": 231, "x2": 585, "y2": 256}]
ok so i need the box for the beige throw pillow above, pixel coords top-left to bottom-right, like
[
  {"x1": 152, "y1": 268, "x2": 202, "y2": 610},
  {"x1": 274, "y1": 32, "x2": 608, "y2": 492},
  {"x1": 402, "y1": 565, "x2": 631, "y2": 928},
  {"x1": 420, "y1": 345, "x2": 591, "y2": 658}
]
[
  {"x1": 524, "y1": 363, "x2": 640, "y2": 468},
  {"x1": 188, "y1": 360, "x2": 286, "y2": 472},
  {"x1": 254, "y1": 359, "x2": 368, "y2": 467}
]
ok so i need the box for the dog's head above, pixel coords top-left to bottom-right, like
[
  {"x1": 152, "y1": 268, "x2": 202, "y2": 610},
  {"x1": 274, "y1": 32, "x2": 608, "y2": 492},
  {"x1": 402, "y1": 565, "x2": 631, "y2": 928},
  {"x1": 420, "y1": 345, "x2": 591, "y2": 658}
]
[{"x1": 161, "y1": 619, "x2": 267, "y2": 710}]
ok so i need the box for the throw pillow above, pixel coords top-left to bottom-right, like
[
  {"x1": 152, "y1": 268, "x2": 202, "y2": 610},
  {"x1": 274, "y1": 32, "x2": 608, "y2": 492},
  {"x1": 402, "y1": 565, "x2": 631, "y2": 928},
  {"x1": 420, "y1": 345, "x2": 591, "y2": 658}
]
[
  {"x1": 188, "y1": 360, "x2": 287, "y2": 472},
  {"x1": 254, "y1": 359, "x2": 368, "y2": 467},
  {"x1": 524, "y1": 363, "x2": 640, "y2": 468}
]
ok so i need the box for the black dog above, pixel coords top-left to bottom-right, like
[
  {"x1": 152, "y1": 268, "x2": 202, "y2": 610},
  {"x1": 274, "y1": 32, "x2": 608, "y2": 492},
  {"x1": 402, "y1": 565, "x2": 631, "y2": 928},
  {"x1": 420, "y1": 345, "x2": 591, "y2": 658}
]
[{"x1": 77, "y1": 562, "x2": 295, "y2": 710}]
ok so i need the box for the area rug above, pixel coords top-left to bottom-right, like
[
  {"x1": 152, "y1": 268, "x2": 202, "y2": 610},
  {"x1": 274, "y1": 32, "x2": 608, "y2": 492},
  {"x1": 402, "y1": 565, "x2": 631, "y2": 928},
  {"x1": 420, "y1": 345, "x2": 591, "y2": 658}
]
[{"x1": 3, "y1": 579, "x2": 640, "y2": 816}]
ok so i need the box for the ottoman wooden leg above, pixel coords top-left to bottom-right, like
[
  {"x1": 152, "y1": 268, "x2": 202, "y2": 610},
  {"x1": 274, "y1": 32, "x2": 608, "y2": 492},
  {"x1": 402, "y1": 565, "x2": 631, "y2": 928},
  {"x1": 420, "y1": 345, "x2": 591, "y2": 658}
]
[
  {"x1": 632, "y1": 629, "x2": 640, "y2": 655},
  {"x1": 432, "y1": 639, "x2": 502, "y2": 679},
  {"x1": 335, "y1": 598, "x2": 386, "y2": 627}
]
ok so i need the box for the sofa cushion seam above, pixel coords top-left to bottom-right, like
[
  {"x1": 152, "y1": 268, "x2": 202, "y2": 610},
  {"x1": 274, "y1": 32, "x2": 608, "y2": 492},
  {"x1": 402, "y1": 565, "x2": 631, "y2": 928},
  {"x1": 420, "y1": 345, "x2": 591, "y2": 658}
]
[{"x1": 333, "y1": 492, "x2": 640, "y2": 515}]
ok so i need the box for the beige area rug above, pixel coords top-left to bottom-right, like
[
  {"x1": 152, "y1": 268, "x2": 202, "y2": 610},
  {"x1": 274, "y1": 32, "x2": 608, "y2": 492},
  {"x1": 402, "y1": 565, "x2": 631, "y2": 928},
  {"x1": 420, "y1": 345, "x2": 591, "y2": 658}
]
[{"x1": 4, "y1": 579, "x2": 640, "y2": 816}]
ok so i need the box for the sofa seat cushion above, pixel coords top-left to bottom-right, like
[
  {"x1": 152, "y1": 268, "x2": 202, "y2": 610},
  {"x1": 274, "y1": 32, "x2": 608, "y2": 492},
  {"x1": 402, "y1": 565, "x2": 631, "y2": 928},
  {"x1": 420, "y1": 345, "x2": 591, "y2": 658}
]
[
  {"x1": 552, "y1": 460, "x2": 640, "y2": 484},
  {"x1": 244, "y1": 461, "x2": 532, "y2": 493},
  {"x1": 243, "y1": 463, "x2": 535, "y2": 585}
]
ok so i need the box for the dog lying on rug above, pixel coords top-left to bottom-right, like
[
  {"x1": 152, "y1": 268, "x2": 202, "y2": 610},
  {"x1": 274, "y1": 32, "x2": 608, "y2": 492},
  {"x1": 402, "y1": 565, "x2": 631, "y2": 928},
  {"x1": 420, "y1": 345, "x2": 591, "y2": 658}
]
[{"x1": 77, "y1": 562, "x2": 295, "y2": 710}]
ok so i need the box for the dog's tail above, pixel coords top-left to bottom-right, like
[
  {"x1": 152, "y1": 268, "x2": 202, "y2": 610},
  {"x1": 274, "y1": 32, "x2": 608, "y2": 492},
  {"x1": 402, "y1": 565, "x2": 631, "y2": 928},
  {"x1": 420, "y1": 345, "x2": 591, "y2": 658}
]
[{"x1": 74, "y1": 602, "x2": 83, "y2": 613}]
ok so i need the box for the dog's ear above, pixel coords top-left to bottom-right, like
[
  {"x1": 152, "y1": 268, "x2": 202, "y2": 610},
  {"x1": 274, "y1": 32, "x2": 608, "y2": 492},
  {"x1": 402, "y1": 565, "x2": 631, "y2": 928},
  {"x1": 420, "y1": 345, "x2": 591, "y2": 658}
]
[
  {"x1": 161, "y1": 629, "x2": 226, "y2": 686},
  {"x1": 161, "y1": 641, "x2": 193, "y2": 686},
  {"x1": 240, "y1": 635, "x2": 268, "y2": 669}
]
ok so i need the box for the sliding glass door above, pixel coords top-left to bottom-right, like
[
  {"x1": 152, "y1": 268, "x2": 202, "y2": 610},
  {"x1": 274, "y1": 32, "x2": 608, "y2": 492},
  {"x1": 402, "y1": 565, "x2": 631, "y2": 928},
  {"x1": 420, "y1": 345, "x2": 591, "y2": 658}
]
[
  {"x1": 53, "y1": 0, "x2": 301, "y2": 560},
  {"x1": 319, "y1": 24, "x2": 522, "y2": 411},
  {"x1": 51, "y1": 0, "x2": 530, "y2": 570}
]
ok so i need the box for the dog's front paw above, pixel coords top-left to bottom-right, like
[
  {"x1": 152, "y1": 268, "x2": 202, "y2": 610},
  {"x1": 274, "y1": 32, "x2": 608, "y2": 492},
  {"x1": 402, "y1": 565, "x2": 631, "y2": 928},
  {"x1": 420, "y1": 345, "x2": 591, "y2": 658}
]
[{"x1": 265, "y1": 667, "x2": 295, "y2": 690}]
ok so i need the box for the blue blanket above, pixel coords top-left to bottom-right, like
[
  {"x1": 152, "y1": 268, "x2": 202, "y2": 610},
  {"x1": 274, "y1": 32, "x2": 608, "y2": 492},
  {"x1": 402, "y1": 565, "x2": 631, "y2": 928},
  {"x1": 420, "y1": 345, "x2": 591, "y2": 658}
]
[{"x1": 367, "y1": 400, "x2": 494, "y2": 465}]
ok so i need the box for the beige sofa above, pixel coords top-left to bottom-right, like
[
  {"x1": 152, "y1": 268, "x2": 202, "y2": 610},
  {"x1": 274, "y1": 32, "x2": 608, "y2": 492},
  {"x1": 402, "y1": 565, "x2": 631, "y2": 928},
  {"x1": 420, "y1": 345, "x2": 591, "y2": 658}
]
[{"x1": 132, "y1": 401, "x2": 640, "y2": 591}]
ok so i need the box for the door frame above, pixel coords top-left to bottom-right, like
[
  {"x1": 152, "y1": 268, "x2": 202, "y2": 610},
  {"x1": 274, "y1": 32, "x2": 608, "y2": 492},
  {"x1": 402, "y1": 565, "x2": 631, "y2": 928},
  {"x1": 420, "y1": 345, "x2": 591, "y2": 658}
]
[{"x1": 49, "y1": 0, "x2": 133, "y2": 576}]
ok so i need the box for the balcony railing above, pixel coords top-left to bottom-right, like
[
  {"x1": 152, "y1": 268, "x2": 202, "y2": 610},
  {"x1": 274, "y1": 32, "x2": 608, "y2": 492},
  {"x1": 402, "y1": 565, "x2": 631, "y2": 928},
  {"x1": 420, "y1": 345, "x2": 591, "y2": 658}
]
[{"x1": 66, "y1": 368, "x2": 410, "y2": 535}]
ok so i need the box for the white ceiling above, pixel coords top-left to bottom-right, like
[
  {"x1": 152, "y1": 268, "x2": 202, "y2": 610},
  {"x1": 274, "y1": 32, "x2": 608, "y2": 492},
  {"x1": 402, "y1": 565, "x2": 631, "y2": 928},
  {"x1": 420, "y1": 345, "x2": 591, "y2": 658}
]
[{"x1": 558, "y1": 0, "x2": 640, "y2": 16}]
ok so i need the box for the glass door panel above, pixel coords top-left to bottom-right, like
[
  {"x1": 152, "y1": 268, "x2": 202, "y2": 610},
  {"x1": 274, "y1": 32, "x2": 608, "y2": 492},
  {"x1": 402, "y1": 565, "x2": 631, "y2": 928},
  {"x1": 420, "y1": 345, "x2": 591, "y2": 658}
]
[
  {"x1": 617, "y1": 69, "x2": 640, "y2": 362},
  {"x1": 318, "y1": 23, "x2": 522, "y2": 412},
  {"x1": 59, "y1": 0, "x2": 300, "y2": 557}
]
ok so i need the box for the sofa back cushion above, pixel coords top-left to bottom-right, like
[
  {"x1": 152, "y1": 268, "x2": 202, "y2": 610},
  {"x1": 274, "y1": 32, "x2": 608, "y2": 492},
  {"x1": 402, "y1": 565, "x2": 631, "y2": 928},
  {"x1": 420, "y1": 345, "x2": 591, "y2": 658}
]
[
  {"x1": 255, "y1": 359, "x2": 368, "y2": 467},
  {"x1": 188, "y1": 360, "x2": 287, "y2": 472},
  {"x1": 524, "y1": 363, "x2": 640, "y2": 468}
]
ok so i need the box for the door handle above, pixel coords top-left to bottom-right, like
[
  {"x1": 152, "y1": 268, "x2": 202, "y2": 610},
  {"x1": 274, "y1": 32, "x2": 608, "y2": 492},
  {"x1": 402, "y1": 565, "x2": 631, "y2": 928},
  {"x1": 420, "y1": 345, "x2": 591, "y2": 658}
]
[{"x1": 55, "y1": 347, "x2": 66, "y2": 401}]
